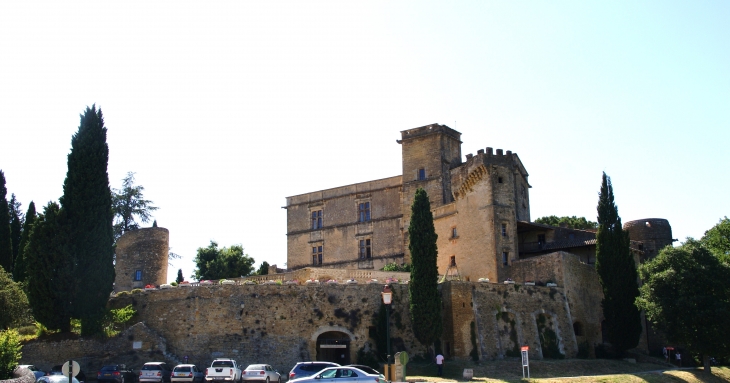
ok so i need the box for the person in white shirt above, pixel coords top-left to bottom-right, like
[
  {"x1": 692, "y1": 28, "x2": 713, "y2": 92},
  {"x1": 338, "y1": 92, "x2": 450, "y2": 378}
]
[{"x1": 435, "y1": 354, "x2": 444, "y2": 376}]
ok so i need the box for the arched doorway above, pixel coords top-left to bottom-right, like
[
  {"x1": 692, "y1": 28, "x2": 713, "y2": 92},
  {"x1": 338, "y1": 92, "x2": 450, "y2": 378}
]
[{"x1": 316, "y1": 331, "x2": 351, "y2": 364}]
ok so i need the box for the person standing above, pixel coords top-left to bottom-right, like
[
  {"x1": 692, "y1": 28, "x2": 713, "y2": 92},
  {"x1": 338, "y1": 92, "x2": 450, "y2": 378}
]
[{"x1": 435, "y1": 353, "x2": 444, "y2": 376}]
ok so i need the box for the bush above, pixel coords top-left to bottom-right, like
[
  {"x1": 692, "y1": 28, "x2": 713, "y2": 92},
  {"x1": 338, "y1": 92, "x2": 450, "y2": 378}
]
[
  {"x1": 115, "y1": 291, "x2": 131, "y2": 297},
  {"x1": 170, "y1": 282, "x2": 178, "y2": 286},
  {"x1": 130, "y1": 289, "x2": 143, "y2": 294},
  {"x1": 102, "y1": 305, "x2": 136, "y2": 337},
  {"x1": 382, "y1": 263, "x2": 411, "y2": 272},
  {"x1": 0, "y1": 330, "x2": 22, "y2": 379}
]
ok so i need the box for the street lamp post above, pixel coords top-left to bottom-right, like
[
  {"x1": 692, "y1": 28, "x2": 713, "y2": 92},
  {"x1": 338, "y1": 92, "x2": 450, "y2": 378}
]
[{"x1": 381, "y1": 284, "x2": 393, "y2": 376}]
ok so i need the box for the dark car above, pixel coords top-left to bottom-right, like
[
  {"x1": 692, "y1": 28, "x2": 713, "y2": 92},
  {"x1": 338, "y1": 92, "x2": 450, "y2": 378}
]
[
  {"x1": 287, "y1": 362, "x2": 339, "y2": 381},
  {"x1": 97, "y1": 365, "x2": 136, "y2": 383}
]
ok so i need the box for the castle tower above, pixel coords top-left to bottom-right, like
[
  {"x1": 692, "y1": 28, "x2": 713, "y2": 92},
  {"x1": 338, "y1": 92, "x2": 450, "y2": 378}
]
[
  {"x1": 398, "y1": 124, "x2": 462, "y2": 227},
  {"x1": 623, "y1": 218, "x2": 674, "y2": 261},
  {"x1": 114, "y1": 227, "x2": 169, "y2": 291}
]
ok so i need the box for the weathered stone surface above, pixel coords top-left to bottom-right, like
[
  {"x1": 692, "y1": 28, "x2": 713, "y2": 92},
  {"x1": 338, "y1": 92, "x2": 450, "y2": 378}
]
[{"x1": 114, "y1": 228, "x2": 169, "y2": 291}]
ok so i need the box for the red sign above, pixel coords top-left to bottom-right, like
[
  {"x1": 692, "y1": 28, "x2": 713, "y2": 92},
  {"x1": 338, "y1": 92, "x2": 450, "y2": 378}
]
[{"x1": 521, "y1": 346, "x2": 529, "y2": 351}]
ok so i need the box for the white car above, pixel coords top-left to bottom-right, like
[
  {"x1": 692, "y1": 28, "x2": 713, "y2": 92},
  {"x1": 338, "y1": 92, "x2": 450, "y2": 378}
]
[
  {"x1": 241, "y1": 365, "x2": 280, "y2": 383},
  {"x1": 289, "y1": 367, "x2": 385, "y2": 383},
  {"x1": 37, "y1": 376, "x2": 81, "y2": 383}
]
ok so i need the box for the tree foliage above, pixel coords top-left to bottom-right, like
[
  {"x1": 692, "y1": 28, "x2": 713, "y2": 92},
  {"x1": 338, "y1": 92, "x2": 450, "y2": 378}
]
[
  {"x1": 701, "y1": 217, "x2": 730, "y2": 264},
  {"x1": 8, "y1": 194, "x2": 22, "y2": 273},
  {"x1": 193, "y1": 241, "x2": 255, "y2": 280},
  {"x1": 12, "y1": 202, "x2": 36, "y2": 283},
  {"x1": 594, "y1": 172, "x2": 642, "y2": 355},
  {"x1": 59, "y1": 105, "x2": 115, "y2": 336},
  {"x1": 256, "y1": 261, "x2": 270, "y2": 276},
  {"x1": 408, "y1": 188, "x2": 442, "y2": 347},
  {"x1": 24, "y1": 202, "x2": 74, "y2": 332},
  {"x1": 0, "y1": 266, "x2": 31, "y2": 329},
  {"x1": 112, "y1": 172, "x2": 158, "y2": 241},
  {"x1": 0, "y1": 329, "x2": 22, "y2": 379},
  {"x1": 534, "y1": 215, "x2": 598, "y2": 230},
  {"x1": 0, "y1": 171, "x2": 12, "y2": 273},
  {"x1": 636, "y1": 239, "x2": 730, "y2": 371}
]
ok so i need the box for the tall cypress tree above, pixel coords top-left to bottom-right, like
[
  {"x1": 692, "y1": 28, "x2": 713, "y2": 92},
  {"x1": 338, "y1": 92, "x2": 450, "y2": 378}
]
[
  {"x1": 25, "y1": 202, "x2": 74, "y2": 332},
  {"x1": 60, "y1": 105, "x2": 115, "y2": 335},
  {"x1": 408, "y1": 188, "x2": 442, "y2": 347},
  {"x1": 0, "y1": 171, "x2": 12, "y2": 273},
  {"x1": 14, "y1": 201, "x2": 36, "y2": 283},
  {"x1": 9, "y1": 194, "x2": 23, "y2": 272},
  {"x1": 595, "y1": 172, "x2": 642, "y2": 354}
]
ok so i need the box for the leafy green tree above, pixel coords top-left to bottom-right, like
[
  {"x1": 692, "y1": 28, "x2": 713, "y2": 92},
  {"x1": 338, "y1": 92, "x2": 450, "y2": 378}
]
[
  {"x1": 534, "y1": 215, "x2": 598, "y2": 230},
  {"x1": 176, "y1": 269, "x2": 184, "y2": 284},
  {"x1": 0, "y1": 329, "x2": 22, "y2": 379},
  {"x1": 408, "y1": 188, "x2": 442, "y2": 347},
  {"x1": 193, "y1": 241, "x2": 255, "y2": 280},
  {"x1": 256, "y1": 261, "x2": 270, "y2": 276},
  {"x1": 13, "y1": 202, "x2": 36, "y2": 283},
  {"x1": 701, "y1": 217, "x2": 730, "y2": 264},
  {"x1": 0, "y1": 266, "x2": 31, "y2": 329},
  {"x1": 0, "y1": 171, "x2": 12, "y2": 273},
  {"x1": 112, "y1": 172, "x2": 158, "y2": 241},
  {"x1": 594, "y1": 172, "x2": 642, "y2": 355},
  {"x1": 8, "y1": 194, "x2": 22, "y2": 273},
  {"x1": 636, "y1": 239, "x2": 730, "y2": 372},
  {"x1": 24, "y1": 202, "x2": 74, "y2": 332},
  {"x1": 60, "y1": 105, "x2": 115, "y2": 336}
]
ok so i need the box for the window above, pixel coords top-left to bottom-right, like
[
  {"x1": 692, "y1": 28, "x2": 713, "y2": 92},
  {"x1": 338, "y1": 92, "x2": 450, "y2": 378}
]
[
  {"x1": 311, "y1": 210, "x2": 322, "y2": 230},
  {"x1": 451, "y1": 227, "x2": 458, "y2": 238},
  {"x1": 498, "y1": 176, "x2": 503, "y2": 183},
  {"x1": 449, "y1": 255, "x2": 456, "y2": 267},
  {"x1": 359, "y1": 239, "x2": 371, "y2": 259},
  {"x1": 501, "y1": 224, "x2": 507, "y2": 237},
  {"x1": 134, "y1": 270, "x2": 142, "y2": 281},
  {"x1": 538, "y1": 234, "x2": 545, "y2": 246},
  {"x1": 358, "y1": 202, "x2": 370, "y2": 222},
  {"x1": 418, "y1": 168, "x2": 426, "y2": 181},
  {"x1": 312, "y1": 246, "x2": 323, "y2": 265},
  {"x1": 502, "y1": 252, "x2": 509, "y2": 266}
]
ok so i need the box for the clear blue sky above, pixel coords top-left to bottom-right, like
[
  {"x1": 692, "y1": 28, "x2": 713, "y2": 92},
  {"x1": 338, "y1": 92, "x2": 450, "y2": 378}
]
[{"x1": 1, "y1": 1, "x2": 728, "y2": 283}]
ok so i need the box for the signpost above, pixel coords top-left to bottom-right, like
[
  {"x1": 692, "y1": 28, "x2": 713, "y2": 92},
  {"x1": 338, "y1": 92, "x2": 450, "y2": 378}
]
[
  {"x1": 63, "y1": 360, "x2": 80, "y2": 383},
  {"x1": 521, "y1": 346, "x2": 529, "y2": 379}
]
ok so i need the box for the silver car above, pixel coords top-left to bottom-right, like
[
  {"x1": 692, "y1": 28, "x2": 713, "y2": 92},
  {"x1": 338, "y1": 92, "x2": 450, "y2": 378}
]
[
  {"x1": 37, "y1": 376, "x2": 81, "y2": 383},
  {"x1": 19, "y1": 365, "x2": 46, "y2": 380},
  {"x1": 171, "y1": 365, "x2": 204, "y2": 383},
  {"x1": 289, "y1": 367, "x2": 385, "y2": 383},
  {"x1": 241, "y1": 365, "x2": 280, "y2": 383}
]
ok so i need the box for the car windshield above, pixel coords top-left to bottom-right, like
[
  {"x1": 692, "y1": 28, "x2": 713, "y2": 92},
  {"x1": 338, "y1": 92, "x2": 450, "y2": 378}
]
[
  {"x1": 319, "y1": 370, "x2": 337, "y2": 379},
  {"x1": 245, "y1": 365, "x2": 265, "y2": 371},
  {"x1": 212, "y1": 361, "x2": 233, "y2": 368},
  {"x1": 142, "y1": 365, "x2": 164, "y2": 371},
  {"x1": 174, "y1": 367, "x2": 191, "y2": 372}
]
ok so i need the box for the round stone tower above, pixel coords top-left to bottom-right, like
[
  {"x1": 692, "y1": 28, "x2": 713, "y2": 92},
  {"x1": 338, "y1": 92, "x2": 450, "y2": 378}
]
[
  {"x1": 623, "y1": 218, "x2": 673, "y2": 261},
  {"x1": 114, "y1": 227, "x2": 169, "y2": 292}
]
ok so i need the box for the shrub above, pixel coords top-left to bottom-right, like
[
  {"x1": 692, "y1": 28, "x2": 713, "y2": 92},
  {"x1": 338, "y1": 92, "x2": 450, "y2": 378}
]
[
  {"x1": 115, "y1": 291, "x2": 131, "y2": 297},
  {"x1": 130, "y1": 289, "x2": 143, "y2": 294},
  {"x1": 0, "y1": 330, "x2": 22, "y2": 379},
  {"x1": 170, "y1": 282, "x2": 178, "y2": 287}
]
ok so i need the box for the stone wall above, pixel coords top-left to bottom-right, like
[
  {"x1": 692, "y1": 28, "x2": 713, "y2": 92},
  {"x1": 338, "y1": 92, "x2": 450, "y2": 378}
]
[{"x1": 114, "y1": 228, "x2": 169, "y2": 291}]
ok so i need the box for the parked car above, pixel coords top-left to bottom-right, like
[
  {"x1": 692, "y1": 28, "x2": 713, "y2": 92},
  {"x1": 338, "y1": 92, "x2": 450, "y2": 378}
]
[
  {"x1": 287, "y1": 363, "x2": 339, "y2": 381},
  {"x1": 97, "y1": 365, "x2": 136, "y2": 383},
  {"x1": 139, "y1": 362, "x2": 172, "y2": 383},
  {"x1": 204, "y1": 359, "x2": 241, "y2": 383},
  {"x1": 241, "y1": 365, "x2": 280, "y2": 383},
  {"x1": 18, "y1": 365, "x2": 46, "y2": 380},
  {"x1": 36, "y1": 376, "x2": 81, "y2": 383},
  {"x1": 288, "y1": 367, "x2": 385, "y2": 383},
  {"x1": 171, "y1": 364, "x2": 204, "y2": 383},
  {"x1": 49, "y1": 365, "x2": 86, "y2": 382},
  {"x1": 343, "y1": 366, "x2": 383, "y2": 380}
]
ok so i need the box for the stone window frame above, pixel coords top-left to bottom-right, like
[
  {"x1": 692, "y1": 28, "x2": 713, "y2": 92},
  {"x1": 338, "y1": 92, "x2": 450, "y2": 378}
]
[
  {"x1": 450, "y1": 226, "x2": 458, "y2": 239},
  {"x1": 358, "y1": 238, "x2": 372, "y2": 259},
  {"x1": 134, "y1": 270, "x2": 142, "y2": 281},
  {"x1": 357, "y1": 201, "x2": 371, "y2": 222},
  {"x1": 501, "y1": 223, "x2": 508, "y2": 237},
  {"x1": 312, "y1": 245, "x2": 323, "y2": 265},
  {"x1": 311, "y1": 209, "x2": 323, "y2": 230},
  {"x1": 502, "y1": 251, "x2": 509, "y2": 266},
  {"x1": 417, "y1": 168, "x2": 426, "y2": 181}
]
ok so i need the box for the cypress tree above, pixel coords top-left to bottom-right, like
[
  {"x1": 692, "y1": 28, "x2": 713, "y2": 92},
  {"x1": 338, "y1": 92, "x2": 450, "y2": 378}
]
[
  {"x1": 595, "y1": 172, "x2": 642, "y2": 354},
  {"x1": 0, "y1": 171, "x2": 12, "y2": 273},
  {"x1": 25, "y1": 202, "x2": 74, "y2": 332},
  {"x1": 176, "y1": 269, "x2": 184, "y2": 284},
  {"x1": 13, "y1": 201, "x2": 36, "y2": 283},
  {"x1": 60, "y1": 105, "x2": 115, "y2": 335},
  {"x1": 9, "y1": 194, "x2": 22, "y2": 272},
  {"x1": 408, "y1": 188, "x2": 443, "y2": 347}
]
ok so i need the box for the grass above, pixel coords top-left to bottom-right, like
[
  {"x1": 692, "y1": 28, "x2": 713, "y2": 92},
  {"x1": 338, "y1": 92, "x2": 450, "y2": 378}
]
[{"x1": 404, "y1": 358, "x2": 730, "y2": 383}]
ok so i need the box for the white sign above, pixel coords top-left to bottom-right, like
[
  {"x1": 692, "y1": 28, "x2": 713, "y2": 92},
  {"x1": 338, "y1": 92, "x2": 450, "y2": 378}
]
[
  {"x1": 133, "y1": 341, "x2": 142, "y2": 349},
  {"x1": 62, "y1": 361, "x2": 80, "y2": 377}
]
